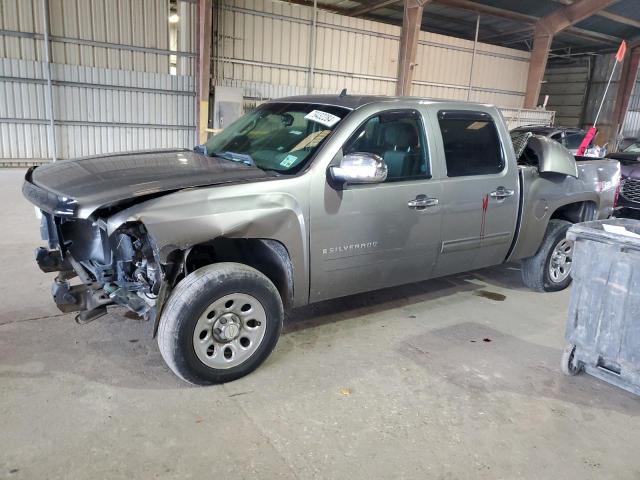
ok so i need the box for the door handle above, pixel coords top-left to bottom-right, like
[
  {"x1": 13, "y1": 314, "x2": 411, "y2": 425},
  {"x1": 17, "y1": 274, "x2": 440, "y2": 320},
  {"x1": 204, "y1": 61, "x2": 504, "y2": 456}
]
[
  {"x1": 489, "y1": 187, "x2": 515, "y2": 199},
  {"x1": 408, "y1": 195, "x2": 439, "y2": 209}
]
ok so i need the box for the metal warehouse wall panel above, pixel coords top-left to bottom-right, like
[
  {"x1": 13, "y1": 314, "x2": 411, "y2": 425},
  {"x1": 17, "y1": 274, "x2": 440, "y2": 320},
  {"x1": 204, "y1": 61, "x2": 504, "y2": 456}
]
[
  {"x1": 1, "y1": 0, "x2": 548, "y2": 164},
  {"x1": 214, "y1": 0, "x2": 531, "y2": 109},
  {"x1": 583, "y1": 53, "x2": 621, "y2": 130},
  {"x1": 0, "y1": 0, "x2": 197, "y2": 163},
  {"x1": 622, "y1": 71, "x2": 640, "y2": 138},
  {"x1": 0, "y1": 57, "x2": 196, "y2": 162},
  {"x1": 539, "y1": 60, "x2": 590, "y2": 127},
  {"x1": 1, "y1": 0, "x2": 196, "y2": 71}
]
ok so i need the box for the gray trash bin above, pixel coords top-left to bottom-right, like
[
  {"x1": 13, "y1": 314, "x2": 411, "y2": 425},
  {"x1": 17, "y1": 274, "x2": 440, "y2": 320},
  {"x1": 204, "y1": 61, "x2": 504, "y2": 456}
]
[{"x1": 563, "y1": 218, "x2": 640, "y2": 396}]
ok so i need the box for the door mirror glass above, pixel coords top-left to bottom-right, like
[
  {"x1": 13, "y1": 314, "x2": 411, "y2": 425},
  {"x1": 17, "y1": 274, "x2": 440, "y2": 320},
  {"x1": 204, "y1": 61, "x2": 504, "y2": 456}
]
[{"x1": 329, "y1": 152, "x2": 388, "y2": 184}]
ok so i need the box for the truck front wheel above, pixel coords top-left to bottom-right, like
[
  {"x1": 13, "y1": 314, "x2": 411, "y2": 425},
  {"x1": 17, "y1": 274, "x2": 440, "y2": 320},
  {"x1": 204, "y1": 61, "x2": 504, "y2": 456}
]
[
  {"x1": 521, "y1": 219, "x2": 574, "y2": 292},
  {"x1": 158, "y1": 262, "x2": 283, "y2": 385}
]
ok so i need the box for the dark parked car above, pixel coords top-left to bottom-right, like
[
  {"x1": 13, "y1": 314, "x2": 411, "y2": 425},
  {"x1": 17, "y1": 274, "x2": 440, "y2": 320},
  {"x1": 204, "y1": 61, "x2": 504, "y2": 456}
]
[
  {"x1": 511, "y1": 125, "x2": 588, "y2": 155},
  {"x1": 618, "y1": 137, "x2": 638, "y2": 152},
  {"x1": 608, "y1": 141, "x2": 640, "y2": 217}
]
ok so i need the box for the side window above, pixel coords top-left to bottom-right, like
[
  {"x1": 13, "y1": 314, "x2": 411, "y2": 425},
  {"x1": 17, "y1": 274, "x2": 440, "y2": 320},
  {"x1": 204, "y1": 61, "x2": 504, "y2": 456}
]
[
  {"x1": 437, "y1": 110, "x2": 504, "y2": 177},
  {"x1": 344, "y1": 110, "x2": 430, "y2": 181},
  {"x1": 564, "y1": 132, "x2": 585, "y2": 150}
]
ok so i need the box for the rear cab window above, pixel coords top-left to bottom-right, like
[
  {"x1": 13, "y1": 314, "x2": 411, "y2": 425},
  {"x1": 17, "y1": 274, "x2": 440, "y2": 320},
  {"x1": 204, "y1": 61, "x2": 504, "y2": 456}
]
[
  {"x1": 564, "y1": 132, "x2": 585, "y2": 150},
  {"x1": 437, "y1": 110, "x2": 504, "y2": 177}
]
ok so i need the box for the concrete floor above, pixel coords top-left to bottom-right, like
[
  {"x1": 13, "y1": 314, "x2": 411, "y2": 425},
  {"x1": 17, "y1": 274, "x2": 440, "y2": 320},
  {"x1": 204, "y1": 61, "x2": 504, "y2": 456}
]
[{"x1": 1, "y1": 168, "x2": 639, "y2": 480}]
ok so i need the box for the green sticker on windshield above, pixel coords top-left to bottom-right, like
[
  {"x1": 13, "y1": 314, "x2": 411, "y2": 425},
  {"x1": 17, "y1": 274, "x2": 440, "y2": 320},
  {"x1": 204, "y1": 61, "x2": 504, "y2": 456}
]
[{"x1": 280, "y1": 154, "x2": 298, "y2": 168}]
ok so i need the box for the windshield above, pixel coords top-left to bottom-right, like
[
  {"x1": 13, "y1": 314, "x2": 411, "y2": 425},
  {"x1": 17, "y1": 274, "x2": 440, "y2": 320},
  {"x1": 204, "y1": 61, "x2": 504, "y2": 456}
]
[
  {"x1": 623, "y1": 142, "x2": 640, "y2": 153},
  {"x1": 204, "y1": 102, "x2": 350, "y2": 173}
]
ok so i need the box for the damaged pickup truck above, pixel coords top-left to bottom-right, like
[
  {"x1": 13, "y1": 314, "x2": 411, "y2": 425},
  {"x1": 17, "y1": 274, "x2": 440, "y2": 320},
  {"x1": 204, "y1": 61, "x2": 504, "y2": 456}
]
[{"x1": 23, "y1": 95, "x2": 620, "y2": 385}]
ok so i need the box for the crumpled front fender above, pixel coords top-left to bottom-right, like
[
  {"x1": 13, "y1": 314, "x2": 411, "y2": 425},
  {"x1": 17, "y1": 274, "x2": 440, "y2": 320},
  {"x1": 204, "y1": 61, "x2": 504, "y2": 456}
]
[{"x1": 106, "y1": 179, "x2": 310, "y2": 306}]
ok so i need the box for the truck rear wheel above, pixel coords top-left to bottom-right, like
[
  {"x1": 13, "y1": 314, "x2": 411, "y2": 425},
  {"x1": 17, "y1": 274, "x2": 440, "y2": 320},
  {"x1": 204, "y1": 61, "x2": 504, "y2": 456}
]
[
  {"x1": 158, "y1": 262, "x2": 283, "y2": 385},
  {"x1": 521, "y1": 219, "x2": 574, "y2": 292}
]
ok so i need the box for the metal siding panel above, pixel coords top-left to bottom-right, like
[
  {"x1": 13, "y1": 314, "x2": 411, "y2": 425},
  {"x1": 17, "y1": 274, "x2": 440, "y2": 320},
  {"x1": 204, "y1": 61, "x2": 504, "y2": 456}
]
[
  {"x1": 216, "y1": 0, "x2": 530, "y2": 107},
  {"x1": 1, "y1": 57, "x2": 196, "y2": 162}
]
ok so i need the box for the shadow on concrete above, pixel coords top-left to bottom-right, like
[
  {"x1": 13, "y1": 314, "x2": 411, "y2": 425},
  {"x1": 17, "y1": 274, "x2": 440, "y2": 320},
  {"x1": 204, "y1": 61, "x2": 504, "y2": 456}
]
[
  {"x1": 284, "y1": 269, "x2": 491, "y2": 333},
  {"x1": 399, "y1": 321, "x2": 640, "y2": 416},
  {"x1": 0, "y1": 264, "x2": 530, "y2": 390},
  {"x1": 462, "y1": 262, "x2": 531, "y2": 293}
]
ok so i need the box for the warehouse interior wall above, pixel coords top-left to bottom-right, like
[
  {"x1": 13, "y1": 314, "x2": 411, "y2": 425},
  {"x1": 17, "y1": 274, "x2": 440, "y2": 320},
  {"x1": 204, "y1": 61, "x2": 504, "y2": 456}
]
[
  {"x1": 582, "y1": 53, "x2": 623, "y2": 146},
  {"x1": 537, "y1": 51, "x2": 640, "y2": 148},
  {"x1": 621, "y1": 67, "x2": 640, "y2": 140},
  {"x1": 212, "y1": 0, "x2": 532, "y2": 110},
  {"x1": 0, "y1": 0, "x2": 197, "y2": 165},
  {"x1": 540, "y1": 57, "x2": 591, "y2": 128},
  {"x1": 0, "y1": 0, "x2": 556, "y2": 164}
]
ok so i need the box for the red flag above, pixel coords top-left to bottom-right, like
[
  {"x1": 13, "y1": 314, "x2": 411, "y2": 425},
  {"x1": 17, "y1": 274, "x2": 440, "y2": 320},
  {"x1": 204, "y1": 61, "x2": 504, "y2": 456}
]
[
  {"x1": 616, "y1": 41, "x2": 627, "y2": 62},
  {"x1": 577, "y1": 126, "x2": 597, "y2": 156}
]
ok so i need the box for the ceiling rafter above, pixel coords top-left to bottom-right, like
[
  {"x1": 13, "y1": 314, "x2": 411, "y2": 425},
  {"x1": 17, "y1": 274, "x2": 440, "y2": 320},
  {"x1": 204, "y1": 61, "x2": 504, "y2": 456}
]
[
  {"x1": 284, "y1": 0, "x2": 625, "y2": 46},
  {"x1": 549, "y1": 0, "x2": 640, "y2": 29}
]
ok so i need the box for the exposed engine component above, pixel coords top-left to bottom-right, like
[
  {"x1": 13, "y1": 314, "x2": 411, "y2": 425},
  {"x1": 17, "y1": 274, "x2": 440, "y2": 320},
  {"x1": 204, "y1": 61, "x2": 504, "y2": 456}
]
[{"x1": 36, "y1": 214, "x2": 163, "y2": 321}]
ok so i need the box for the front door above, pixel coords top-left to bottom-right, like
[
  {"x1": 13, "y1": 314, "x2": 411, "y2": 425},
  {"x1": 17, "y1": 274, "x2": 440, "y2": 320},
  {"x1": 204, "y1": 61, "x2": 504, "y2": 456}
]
[
  {"x1": 431, "y1": 109, "x2": 520, "y2": 276},
  {"x1": 309, "y1": 108, "x2": 443, "y2": 302}
]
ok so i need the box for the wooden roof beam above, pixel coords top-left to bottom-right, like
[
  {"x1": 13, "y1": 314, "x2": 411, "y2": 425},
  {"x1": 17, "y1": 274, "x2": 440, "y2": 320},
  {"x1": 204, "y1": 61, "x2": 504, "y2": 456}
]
[{"x1": 524, "y1": 0, "x2": 619, "y2": 108}]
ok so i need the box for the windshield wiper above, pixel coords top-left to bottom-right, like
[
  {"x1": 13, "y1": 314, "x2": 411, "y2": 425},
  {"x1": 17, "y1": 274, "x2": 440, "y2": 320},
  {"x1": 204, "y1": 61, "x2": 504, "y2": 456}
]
[{"x1": 211, "y1": 151, "x2": 255, "y2": 167}]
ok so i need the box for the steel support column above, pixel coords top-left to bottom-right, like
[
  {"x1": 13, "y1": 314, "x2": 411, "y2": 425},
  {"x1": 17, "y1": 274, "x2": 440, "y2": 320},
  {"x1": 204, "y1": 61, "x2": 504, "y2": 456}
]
[
  {"x1": 467, "y1": 14, "x2": 480, "y2": 101},
  {"x1": 523, "y1": 0, "x2": 617, "y2": 108},
  {"x1": 41, "y1": 0, "x2": 57, "y2": 161},
  {"x1": 307, "y1": 0, "x2": 318, "y2": 94},
  {"x1": 610, "y1": 46, "x2": 640, "y2": 147},
  {"x1": 197, "y1": 0, "x2": 213, "y2": 145},
  {"x1": 396, "y1": 0, "x2": 429, "y2": 96},
  {"x1": 523, "y1": 25, "x2": 554, "y2": 108}
]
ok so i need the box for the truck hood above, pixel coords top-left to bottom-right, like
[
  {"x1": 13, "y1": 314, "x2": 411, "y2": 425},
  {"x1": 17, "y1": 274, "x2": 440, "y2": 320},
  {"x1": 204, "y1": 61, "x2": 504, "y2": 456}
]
[{"x1": 23, "y1": 149, "x2": 272, "y2": 218}]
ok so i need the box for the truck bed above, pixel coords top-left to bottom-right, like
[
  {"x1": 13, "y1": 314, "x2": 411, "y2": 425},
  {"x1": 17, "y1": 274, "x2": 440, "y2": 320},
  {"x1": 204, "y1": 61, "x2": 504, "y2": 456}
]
[{"x1": 507, "y1": 158, "x2": 620, "y2": 262}]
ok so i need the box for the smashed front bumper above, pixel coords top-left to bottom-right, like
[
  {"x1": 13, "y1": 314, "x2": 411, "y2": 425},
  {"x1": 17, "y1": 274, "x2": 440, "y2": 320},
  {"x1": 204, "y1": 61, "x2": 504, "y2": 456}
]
[{"x1": 34, "y1": 210, "x2": 159, "y2": 322}]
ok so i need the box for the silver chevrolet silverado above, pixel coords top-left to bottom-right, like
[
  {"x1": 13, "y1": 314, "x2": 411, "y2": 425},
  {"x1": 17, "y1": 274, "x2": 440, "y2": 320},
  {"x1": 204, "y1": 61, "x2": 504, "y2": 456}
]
[{"x1": 22, "y1": 95, "x2": 620, "y2": 385}]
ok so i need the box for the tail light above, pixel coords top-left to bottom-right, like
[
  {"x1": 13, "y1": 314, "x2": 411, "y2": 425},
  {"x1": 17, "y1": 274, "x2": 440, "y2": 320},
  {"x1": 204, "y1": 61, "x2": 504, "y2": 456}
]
[{"x1": 614, "y1": 176, "x2": 623, "y2": 208}]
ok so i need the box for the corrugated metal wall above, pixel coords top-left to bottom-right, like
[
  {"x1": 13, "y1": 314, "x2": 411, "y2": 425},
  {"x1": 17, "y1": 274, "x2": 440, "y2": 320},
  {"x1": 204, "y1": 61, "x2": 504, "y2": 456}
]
[
  {"x1": 622, "y1": 76, "x2": 640, "y2": 139},
  {"x1": 540, "y1": 58, "x2": 590, "y2": 127},
  {"x1": 214, "y1": 0, "x2": 531, "y2": 108},
  {"x1": 1, "y1": 0, "x2": 554, "y2": 164},
  {"x1": 582, "y1": 53, "x2": 620, "y2": 143},
  {"x1": 0, "y1": 0, "x2": 197, "y2": 164}
]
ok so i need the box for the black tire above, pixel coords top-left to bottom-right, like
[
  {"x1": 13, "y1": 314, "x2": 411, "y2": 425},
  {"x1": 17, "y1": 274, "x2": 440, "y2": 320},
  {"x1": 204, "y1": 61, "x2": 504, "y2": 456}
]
[
  {"x1": 521, "y1": 219, "x2": 573, "y2": 292},
  {"x1": 158, "y1": 262, "x2": 283, "y2": 385},
  {"x1": 561, "y1": 343, "x2": 582, "y2": 376}
]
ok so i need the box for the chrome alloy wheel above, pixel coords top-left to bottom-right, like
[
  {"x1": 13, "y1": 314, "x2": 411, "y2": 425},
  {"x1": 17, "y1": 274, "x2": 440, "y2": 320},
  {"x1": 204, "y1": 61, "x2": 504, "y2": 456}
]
[
  {"x1": 192, "y1": 293, "x2": 267, "y2": 369},
  {"x1": 549, "y1": 239, "x2": 573, "y2": 283}
]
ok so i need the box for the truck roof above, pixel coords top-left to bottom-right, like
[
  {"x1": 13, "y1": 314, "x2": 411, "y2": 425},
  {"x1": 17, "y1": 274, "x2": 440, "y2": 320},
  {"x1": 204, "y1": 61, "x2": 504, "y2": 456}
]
[{"x1": 273, "y1": 94, "x2": 495, "y2": 111}]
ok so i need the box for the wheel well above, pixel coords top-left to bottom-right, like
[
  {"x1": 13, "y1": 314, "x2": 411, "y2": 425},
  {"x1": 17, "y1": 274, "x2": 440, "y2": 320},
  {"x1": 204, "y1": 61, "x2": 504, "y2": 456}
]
[
  {"x1": 183, "y1": 238, "x2": 294, "y2": 309},
  {"x1": 550, "y1": 201, "x2": 597, "y2": 224}
]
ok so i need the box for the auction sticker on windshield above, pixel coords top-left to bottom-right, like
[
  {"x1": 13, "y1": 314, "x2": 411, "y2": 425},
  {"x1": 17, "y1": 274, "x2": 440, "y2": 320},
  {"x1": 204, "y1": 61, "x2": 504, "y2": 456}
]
[
  {"x1": 280, "y1": 154, "x2": 298, "y2": 168},
  {"x1": 304, "y1": 110, "x2": 341, "y2": 128}
]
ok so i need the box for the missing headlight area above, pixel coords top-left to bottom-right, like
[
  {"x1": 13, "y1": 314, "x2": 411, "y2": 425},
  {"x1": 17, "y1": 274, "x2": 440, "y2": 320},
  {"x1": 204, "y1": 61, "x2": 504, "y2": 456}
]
[{"x1": 37, "y1": 213, "x2": 162, "y2": 324}]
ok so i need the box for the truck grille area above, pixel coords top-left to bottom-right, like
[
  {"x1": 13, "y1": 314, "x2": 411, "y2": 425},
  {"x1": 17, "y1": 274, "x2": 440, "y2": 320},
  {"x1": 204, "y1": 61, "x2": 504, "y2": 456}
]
[{"x1": 621, "y1": 178, "x2": 640, "y2": 204}]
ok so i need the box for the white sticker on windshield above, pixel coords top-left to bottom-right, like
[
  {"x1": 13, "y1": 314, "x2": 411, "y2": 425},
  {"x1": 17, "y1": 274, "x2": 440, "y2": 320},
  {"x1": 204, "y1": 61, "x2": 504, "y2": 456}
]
[
  {"x1": 304, "y1": 110, "x2": 341, "y2": 128},
  {"x1": 280, "y1": 154, "x2": 298, "y2": 168}
]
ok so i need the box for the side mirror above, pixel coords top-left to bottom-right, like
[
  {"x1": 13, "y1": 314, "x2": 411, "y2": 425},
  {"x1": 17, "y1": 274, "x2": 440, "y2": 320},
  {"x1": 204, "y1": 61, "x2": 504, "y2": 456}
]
[{"x1": 329, "y1": 152, "x2": 388, "y2": 185}]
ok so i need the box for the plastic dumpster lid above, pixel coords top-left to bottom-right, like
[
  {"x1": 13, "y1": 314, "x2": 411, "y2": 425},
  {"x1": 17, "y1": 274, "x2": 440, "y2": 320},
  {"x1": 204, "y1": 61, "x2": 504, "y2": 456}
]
[{"x1": 567, "y1": 218, "x2": 640, "y2": 248}]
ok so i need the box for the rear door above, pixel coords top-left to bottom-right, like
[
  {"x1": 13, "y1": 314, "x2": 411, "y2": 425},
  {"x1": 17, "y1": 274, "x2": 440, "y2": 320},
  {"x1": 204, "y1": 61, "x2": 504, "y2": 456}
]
[{"x1": 431, "y1": 109, "x2": 520, "y2": 276}]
